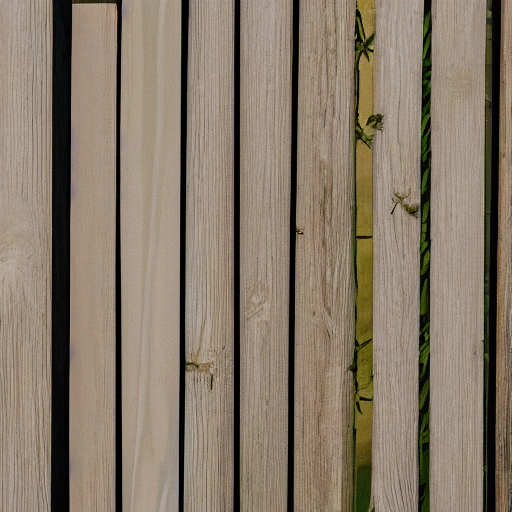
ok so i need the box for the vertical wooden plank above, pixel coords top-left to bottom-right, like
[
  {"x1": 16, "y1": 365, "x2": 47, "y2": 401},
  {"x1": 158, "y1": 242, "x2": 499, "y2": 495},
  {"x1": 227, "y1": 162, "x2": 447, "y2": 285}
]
[
  {"x1": 294, "y1": 1, "x2": 355, "y2": 510},
  {"x1": 0, "y1": 2, "x2": 52, "y2": 510},
  {"x1": 371, "y1": 0, "x2": 422, "y2": 509},
  {"x1": 496, "y1": 0, "x2": 512, "y2": 507},
  {"x1": 184, "y1": 1, "x2": 234, "y2": 510},
  {"x1": 240, "y1": 1, "x2": 292, "y2": 509},
  {"x1": 69, "y1": 5, "x2": 117, "y2": 511},
  {"x1": 430, "y1": 0, "x2": 486, "y2": 509},
  {"x1": 120, "y1": 0, "x2": 181, "y2": 509}
]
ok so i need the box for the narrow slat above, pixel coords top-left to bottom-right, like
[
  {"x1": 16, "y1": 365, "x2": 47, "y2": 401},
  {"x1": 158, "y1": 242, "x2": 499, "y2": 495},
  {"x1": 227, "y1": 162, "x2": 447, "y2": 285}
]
[
  {"x1": 294, "y1": 1, "x2": 355, "y2": 510},
  {"x1": 120, "y1": 0, "x2": 181, "y2": 508},
  {"x1": 496, "y1": 0, "x2": 512, "y2": 507},
  {"x1": 240, "y1": 1, "x2": 292, "y2": 509},
  {"x1": 371, "y1": 0, "x2": 423, "y2": 509},
  {"x1": 0, "y1": 2, "x2": 52, "y2": 510},
  {"x1": 430, "y1": 0, "x2": 486, "y2": 509},
  {"x1": 184, "y1": 1, "x2": 234, "y2": 510},
  {"x1": 69, "y1": 5, "x2": 117, "y2": 510}
]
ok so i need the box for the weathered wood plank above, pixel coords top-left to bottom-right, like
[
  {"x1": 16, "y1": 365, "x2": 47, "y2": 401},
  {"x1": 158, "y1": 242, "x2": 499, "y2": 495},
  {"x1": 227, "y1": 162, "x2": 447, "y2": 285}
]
[
  {"x1": 120, "y1": 0, "x2": 181, "y2": 509},
  {"x1": 430, "y1": 0, "x2": 486, "y2": 509},
  {"x1": 371, "y1": 0, "x2": 423, "y2": 509},
  {"x1": 294, "y1": 1, "x2": 355, "y2": 510},
  {"x1": 69, "y1": 5, "x2": 117, "y2": 510},
  {"x1": 240, "y1": 1, "x2": 292, "y2": 509},
  {"x1": 496, "y1": 0, "x2": 512, "y2": 507},
  {"x1": 184, "y1": 1, "x2": 234, "y2": 510},
  {"x1": 0, "y1": 2, "x2": 52, "y2": 510}
]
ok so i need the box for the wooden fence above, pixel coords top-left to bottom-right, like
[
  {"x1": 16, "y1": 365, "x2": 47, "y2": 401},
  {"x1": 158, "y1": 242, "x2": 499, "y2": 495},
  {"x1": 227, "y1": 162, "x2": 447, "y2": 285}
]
[{"x1": 0, "y1": 0, "x2": 508, "y2": 510}]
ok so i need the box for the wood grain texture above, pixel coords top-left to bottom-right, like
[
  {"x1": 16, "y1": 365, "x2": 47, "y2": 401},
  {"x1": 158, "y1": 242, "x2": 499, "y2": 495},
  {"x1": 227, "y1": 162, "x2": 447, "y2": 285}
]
[
  {"x1": 240, "y1": 1, "x2": 292, "y2": 509},
  {"x1": 70, "y1": 5, "x2": 117, "y2": 510},
  {"x1": 294, "y1": 1, "x2": 355, "y2": 510},
  {"x1": 74, "y1": 1, "x2": 116, "y2": 4},
  {"x1": 184, "y1": 1, "x2": 234, "y2": 510},
  {"x1": 0, "y1": 2, "x2": 52, "y2": 510},
  {"x1": 497, "y1": 0, "x2": 512, "y2": 508},
  {"x1": 430, "y1": 0, "x2": 486, "y2": 509},
  {"x1": 120, "y1": 0, "x2": 181, "y2": 509},
  {"x1": 371, "y1": 1, "x2": 422, "y2": 509}
]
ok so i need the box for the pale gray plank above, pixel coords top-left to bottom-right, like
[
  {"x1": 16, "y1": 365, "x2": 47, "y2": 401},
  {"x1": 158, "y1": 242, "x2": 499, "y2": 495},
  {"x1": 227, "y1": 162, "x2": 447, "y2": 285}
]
[
  {"x1": 371, "y1": 0, "x2": 423, "y2": 509},
  {"x1": 294, "y1": 1, "x2": 356, "y2": 510},
  {"x1": 0, "y1": 1, "x2": 52, "y2": 509},
  {"x1": 240, "y1": 1, "x2": 292, "y2": 509},
  {"x1": 120, "y1": 0, "x2": 182, "y2": 509},
  {"x1": 184, "y1": 0, "x2": 234, "y2": 510},
  {"x1": 70, "y1": 5, "x2": 117, "y2": 510},
  {"x1": 430, "y1": 0, "x2": 486, "y2": 509}
]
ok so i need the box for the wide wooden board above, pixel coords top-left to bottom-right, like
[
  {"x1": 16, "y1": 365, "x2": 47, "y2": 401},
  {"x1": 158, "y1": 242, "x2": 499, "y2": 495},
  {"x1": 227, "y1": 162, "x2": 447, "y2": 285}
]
[
  {"x1": 240, "y1": 1, "x2": 292, "y2": 509},
  {"x1": 430, "y1": 0, "x2": 486, "y2": 509},
  {"x1": 0, "y1": 2, "x2": 52, "y2": 509},
  {"x1": 184, "y1": 1, "x2": 234, "y2": 510},
  {"x1": 120, "y1": 0, "x2": 181, "y2": 509},
  {"x1": 372, "y1": 0, "x2": 423, "y2": 509},
  {"x1": 294, "y1": 1, "x2": 355, "y2": 510},
  {"x1": 69, "y1": 5, "x2": 117, "y2": 510}
]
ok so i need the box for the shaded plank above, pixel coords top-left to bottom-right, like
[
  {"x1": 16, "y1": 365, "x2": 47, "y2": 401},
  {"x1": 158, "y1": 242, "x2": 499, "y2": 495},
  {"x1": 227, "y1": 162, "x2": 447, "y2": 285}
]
[
  {"x1": 371, "y1": 0, "x2": 423, "y2": 509},
  {"x1": 184, "y1": 1, "x2": 234, "y2": 510},
  {"x1": 69, "y1": 5, "x2": 117, "y2": 510},
  {"x1": 294, "y1": 1, "x2": 355, "y2": 510},
  {"x1": 496, "y1": 0, "x2": 512, "y2": 507},
  {"x1": 120, "y1": 0, "x2": 181, "y2": 509},
  {"x1": 430, "y1": 0, "x2": 486, "y2": 509},
  {"x1": 240, "y1": 1, "x2": 292, "y2": 509},
  {"x1": 0, "y1": 2, "x2": 52, "y2": 510}
]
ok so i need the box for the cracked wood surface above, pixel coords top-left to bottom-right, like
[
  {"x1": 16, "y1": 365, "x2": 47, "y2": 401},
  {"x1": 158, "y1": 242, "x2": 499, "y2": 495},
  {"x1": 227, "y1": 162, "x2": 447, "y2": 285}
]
[
  {"x1": 372, "y1": 0, "x2": 422, "y2": 509},
  {"x1": 120, "y1": 0, "x2": 181, "y2": 509},
  {"x1": 240, "y1": 1, "x2": 292, "y2": 509},
  {"x1": 294, "y1": 1, "x2": 355, "y2": 510},
  {"x1": 0, "y1": 1, "x2": 52, "y2": 509},
  {"x1": 184, "y1": 1, "x2": 234, "y2": 509},
  {"x1": 69, "y1": 5, "x2": 117, "y2": 510},
  {"x1": 430, "y1": 0, "x2": 486, "y2": 509}
]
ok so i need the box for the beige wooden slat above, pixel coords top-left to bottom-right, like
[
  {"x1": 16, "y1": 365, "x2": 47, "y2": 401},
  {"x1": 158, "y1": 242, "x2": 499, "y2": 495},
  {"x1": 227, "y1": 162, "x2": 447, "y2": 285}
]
[
  {"x1": 120, "y1": 0, "x2": 181, "y2": 509},
  {"x1": 430, "y1": 0, "x2": 486, "y2": 509},
  {"x1": 240, "y1": 1, "x2": 292, "y2": 509},
  {"x1": 371, "y1": 0, "x2": 423, "y2": 509},
  {"x1": 0, "y1": 2, "x2": 52, "y2": 510},
  {"x1": 496, "y1": 0, "x2": 512, "y2": 507},
  {"x1": 184, "y1": 1, "x2": 234, "y2": 510},
  {"x1": 294, "y1": 1, "x2": 355, "y2": 510},
  {"x1": 69, "y1": 5, "x2": 117, "y2": 511}
]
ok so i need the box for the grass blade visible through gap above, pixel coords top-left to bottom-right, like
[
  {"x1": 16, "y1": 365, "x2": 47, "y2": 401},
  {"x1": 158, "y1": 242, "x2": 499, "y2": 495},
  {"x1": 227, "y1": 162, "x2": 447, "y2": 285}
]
[{"x1": 419, "y1": 2, "x2": 432, "y2": 510}]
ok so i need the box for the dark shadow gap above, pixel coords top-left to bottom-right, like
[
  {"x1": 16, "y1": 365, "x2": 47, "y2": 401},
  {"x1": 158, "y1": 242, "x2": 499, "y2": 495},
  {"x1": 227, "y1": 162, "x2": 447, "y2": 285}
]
[
  {"x1": 115, "y1": 1, "x2": 123, "y2": 510},
  {"x1": 418, "y1": 1, "x2": 431, "y2": 510},
  {"x1": 233, "y1": 0, "x2": 241, "y2": 509},
  {"x1": 179, "y1": 1, "x2": 190, "y2": 511},
  {"x1": 287, "y1": 0, "x2": 301, "y2": 511},
  {"x1": 485, "y1": 0, "x2": 501, "y2": 509},
  {"x1": 51, "y1": 1, "x2": 72, "y2": 510}
]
